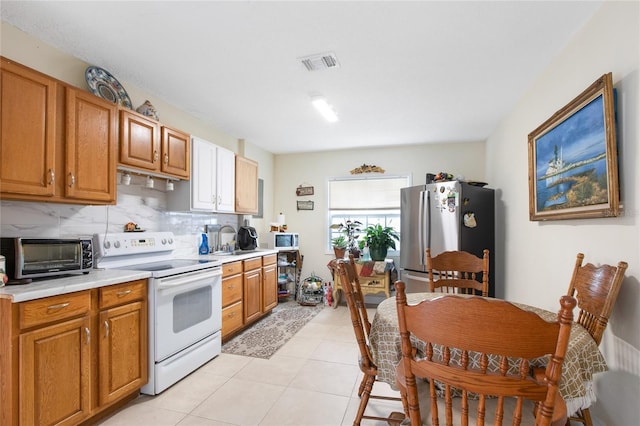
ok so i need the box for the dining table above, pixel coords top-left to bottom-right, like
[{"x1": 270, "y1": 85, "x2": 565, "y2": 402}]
[{"x1": 369, "y1": 292, "x2": 608, "y2": 417}]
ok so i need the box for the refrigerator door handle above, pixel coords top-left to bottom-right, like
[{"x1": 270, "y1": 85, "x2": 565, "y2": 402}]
[{"x1": 418, "y1": 191, "x2": 425, "y2": 265}]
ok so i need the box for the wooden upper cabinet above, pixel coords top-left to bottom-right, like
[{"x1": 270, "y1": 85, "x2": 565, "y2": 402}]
[
  {"x1": 0, "y1": 58, "x2": 57, "y2": 197},
  {"x1": 119, "y1": 109, "x2": 160, "y2": 172},
  {"x1": 161, "y1": 126, "x2": 190, "y2": 178},
  {"x1": 66, "y1": 88, "x2": 117, "y2": 202},
  {"x1": 235, "y1": 155, "x2": 259, "y2": 214},
  {"x1": 119, "y1": 109, "x2": 190, "y2": 180}
]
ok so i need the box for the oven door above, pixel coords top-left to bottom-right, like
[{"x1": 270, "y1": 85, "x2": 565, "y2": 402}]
[{"x1": 154, "y1": 268, "x2": 222, "y2": 362}]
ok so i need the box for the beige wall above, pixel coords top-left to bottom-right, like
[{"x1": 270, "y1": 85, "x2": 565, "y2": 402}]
[
  {"x1": 272, "y1": 142, "x2": 486, "y2": 283},
  {"x1": 486, "y1": 2, "x2": 640, "y2": 424}
]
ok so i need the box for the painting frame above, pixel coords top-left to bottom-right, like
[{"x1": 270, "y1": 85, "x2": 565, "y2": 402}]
[{"x1": 528, "y1": 73, "x2": 620, "y2": 221}]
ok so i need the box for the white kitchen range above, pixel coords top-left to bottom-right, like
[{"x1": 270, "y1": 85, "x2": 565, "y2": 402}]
[{"x1": 94, "y1": 232, "x2": 222, "y2": 395}]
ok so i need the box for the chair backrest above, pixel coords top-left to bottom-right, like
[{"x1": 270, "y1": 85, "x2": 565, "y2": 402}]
[
  {"x1": 395, "y1": 281, "x2": 576, "y2": 426},
  {"x1": 347, "y1": 254, "x2": 372, "y2": 335},
  {"x1": 567, "y1": 253, "x2": 627, "y2": 346},
  {"x1": 336, "y1": 258, "x2": 375, "y2": 371},
  {"x1": 426, "y1": 248, "x2": 490, "y2": 296}
]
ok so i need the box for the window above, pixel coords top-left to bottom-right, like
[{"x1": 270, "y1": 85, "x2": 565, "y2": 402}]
[{"x1": 327, "y1": 174, "x2": 410, "y2": 253}]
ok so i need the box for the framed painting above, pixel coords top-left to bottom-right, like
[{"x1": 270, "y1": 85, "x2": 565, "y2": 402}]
[{"x1": 528, "y1": 73, "x2": 620, "y2": 221}]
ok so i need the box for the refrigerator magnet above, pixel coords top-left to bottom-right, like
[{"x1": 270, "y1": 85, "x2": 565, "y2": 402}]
[{"x1": 464, "y1": 212, "x2": 477, "y2": 228}]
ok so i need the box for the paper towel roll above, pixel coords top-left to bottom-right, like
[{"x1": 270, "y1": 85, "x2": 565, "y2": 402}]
[{"x1": 278, "y1": 213, "x2": 285, "y2": 224}]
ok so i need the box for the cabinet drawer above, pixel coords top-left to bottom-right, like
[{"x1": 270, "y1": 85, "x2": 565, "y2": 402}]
[
  {"x1": 243, "y1": 257, "x2": 262, "y2": 271},
  {"x1": 222, "y1": 274, "x2": 243, "y2": 306},
  {"x1": 99, "y1": 279, "x2": 146, "y2": 309},
  {"x1": 222, "y1": 301, "x2": 243, "y2": 337},
  {"x1": 262, "y1": 254, "x2": 277, "y2": 266},
  {"x1": 222, "y1": 261, "x2": 243, "y2": 277},
  {"x1": 360, "y1": 275, "x2": 386, "y2": 289},
  {"x1": 19, "y1": 291, "x2": 91, "y2": 329}
]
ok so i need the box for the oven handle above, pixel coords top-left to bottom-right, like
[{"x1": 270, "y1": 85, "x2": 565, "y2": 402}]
[{"x1": 156, "y1": 268, "x2": 221, "y2": 292}]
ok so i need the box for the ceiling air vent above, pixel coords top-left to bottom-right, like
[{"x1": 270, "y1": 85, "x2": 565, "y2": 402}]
[{"x1": 299, "y1": 52, "x2": 340, "y2": 71}]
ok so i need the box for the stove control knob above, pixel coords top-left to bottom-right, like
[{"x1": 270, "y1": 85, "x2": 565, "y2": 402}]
[
  {"x1": 114, "y1": 241, "x2": 120, "y2": 248},
  {"x1": 161, "y1": 238, "x2": 167, "y2": 245},
  {"x1": 103, "y1": 240, "x2": 111, "y2": 249},
  {"x1": 168, "y1": 238, "x2": 173, "y2": 244}
]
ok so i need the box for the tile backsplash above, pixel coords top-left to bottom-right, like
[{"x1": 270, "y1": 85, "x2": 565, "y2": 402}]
[{"x1": 0, "y1": 173, "x2": 240, "y2": 257}]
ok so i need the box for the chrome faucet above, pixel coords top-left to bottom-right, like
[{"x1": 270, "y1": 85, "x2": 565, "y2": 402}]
[{"x1": 218, "y1": 224, "x2": 236, "y2": 253}]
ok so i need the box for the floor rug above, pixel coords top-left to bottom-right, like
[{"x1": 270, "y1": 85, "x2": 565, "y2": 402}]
[{"x1": 221, "y1": 300, "x2": 325, "y2": 359}]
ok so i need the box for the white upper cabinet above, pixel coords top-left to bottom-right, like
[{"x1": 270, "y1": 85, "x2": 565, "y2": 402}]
[
  {"x1": 215, "y1": 146, "x2": 235, "y2": 212},
  {"x1": 167, "y1": 136, "x2": 235, "y2": 212}
]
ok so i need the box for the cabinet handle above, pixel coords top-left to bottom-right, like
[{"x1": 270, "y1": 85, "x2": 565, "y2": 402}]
[
  {"x1": 48, "y1": 169, "x2": 55, "y2": 185},
  {"x1": 117, "y1": 289, "x2": 132, "y2": 297},
  {"x1": 47, "y1": 302, "x2": 70, "y2": 311},
  {"x1": 228, "y1": 312, "x2": 236, "y2": 318},
  {"x1": 153, "y1": 150, "x2": 159, "y2": 162},
  {"x1": 84, "y1": 327, "x2": 91, "y2": 345},
  {"x1": 104, "y1": 320, "x2": 110, "y2": 338},
  {"x1": 227, "y1": 284, "x2": 235, "y2": 290},
  {"x1": 68, "y1": 172, "x2": 75, "y2": 187},
  {"x1": 163, "y1": 152, "x2": 169, "y2": 164}
]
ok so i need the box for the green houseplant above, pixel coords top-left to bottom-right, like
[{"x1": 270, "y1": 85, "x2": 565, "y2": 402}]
[
  {"x1": 331, "y1": 236, "x2": 348, "y2": 259},
  {"x1": 330, "y1": 220, "x2": 362, "y2": 258},
  {"x1": 360, "y1": 224, "x2": 399, "y2": 261}
]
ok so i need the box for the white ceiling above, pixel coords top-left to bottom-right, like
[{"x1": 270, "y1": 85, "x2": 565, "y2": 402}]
[{"x1": 1, "y1": 1, "x2": 603, "y2": 154}]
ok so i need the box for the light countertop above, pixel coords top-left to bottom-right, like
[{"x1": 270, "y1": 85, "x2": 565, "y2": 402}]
[
  {"x1": 0, "y1": 249, "x2": 280, "y2": 303},
  {"x1": 0, "y1": 269, "x2": 152, "y2": 303}
]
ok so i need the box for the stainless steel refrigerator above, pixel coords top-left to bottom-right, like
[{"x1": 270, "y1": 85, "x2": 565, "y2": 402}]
[{"x1": 400, "y1": 181, "x2": 495, "y2": 296}]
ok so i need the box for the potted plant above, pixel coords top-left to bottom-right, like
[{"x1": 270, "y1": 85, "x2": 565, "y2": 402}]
[
  {"x1": 360, "y1": 224, "x2": 399, "y2": 261},
  {"x1": 330, "y1": 220, "x2": 363, "y2": 258},
  {"x1": 331, "y1": 235, "x2": 348, "y2": 259}
]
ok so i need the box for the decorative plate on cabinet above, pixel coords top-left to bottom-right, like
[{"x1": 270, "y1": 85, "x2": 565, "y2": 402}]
[{"x1": 85, "y1": 66, "x2": 132, "y2": 109}]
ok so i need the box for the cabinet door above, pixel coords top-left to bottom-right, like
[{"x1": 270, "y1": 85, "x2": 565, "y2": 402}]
[
  {"x1": 98, "y1": 300, "x2": 148, "y2": 406},
  {"x1": 65, "y1": 89, "x2": 117, "y2": 202},
  {"x1": 216, "y1": 146, "x2": 235, "y2": 212},
  {"x1": 191, "y1": 136, "x2": 216, "y2": 210},
  {"x1": 161, "y1": 126, "x2": 190, "y2": 179},
  {"x1": 0, "y1": 58, "x2": 57, "y2": 197},
  {"x1": 243, "y1": 268, "x2": 262, "y2": 323},
  {"x1": 262, "y1": 263, "x2": 278, "y2": 312},
  {"x1": 20, "y1": 316, "x2": 92, "y2": 426},
  {"x1": 119, "y1": 110, "x2": 160, "y2": 171},
  {"x1": 235, "y1": 156, "x2": 258, "y2": 214}
]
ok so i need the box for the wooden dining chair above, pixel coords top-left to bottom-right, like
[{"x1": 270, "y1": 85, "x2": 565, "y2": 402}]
[
  {"x1": 562, "y1": 253, "x2": 627, "y2": 426},
  {"x1": 426, "y1": 248, "x2": 490, "y2": 296},
  {"x1": 336, "y1": 259, "x2": 405, "y2": 425},
  {"x1": 395, "y1": 281, "x2": 576, "y2": 426}
]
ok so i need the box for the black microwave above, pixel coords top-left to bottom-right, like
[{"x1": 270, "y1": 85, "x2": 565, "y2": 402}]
[{"x1": 0, "y1": 237, "x2": 94, "y2": 284}]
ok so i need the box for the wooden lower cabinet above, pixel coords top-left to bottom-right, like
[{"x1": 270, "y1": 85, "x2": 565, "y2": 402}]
[
  {"x1": 262, "y1": 254, "x2": 278, "y2": 312},
  {"x1": 1, "y1": 279, "x2": 148, "y2": 426},
  {"x1": 243, "y1": 257, "x2": 263, "y2": 324},
  {"x1": 221, "y1": 254, "x2": 280, "y2": 342},
  {"x1": 20, "y1": 314, "x2": 92, "y2": 426},
  {"x1": 221, "y1": 260, "x2": 244, "y2": 339},
  {"x1": 97, "y1": 280, "x2": 148, "y2": 406}
]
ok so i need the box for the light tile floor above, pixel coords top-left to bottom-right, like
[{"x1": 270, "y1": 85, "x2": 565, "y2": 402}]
[{"x1": 98, "y1": 304, "x2": 405, "y2": 426}]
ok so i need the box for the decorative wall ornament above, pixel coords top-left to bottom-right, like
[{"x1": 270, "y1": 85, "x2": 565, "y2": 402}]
[
  {"x1": 528, "y1": 72, "x2": 620, "y2": 221},
  {"x1": 296, "y1": 185, "x2": 314, "y2": 196},
  {"x1": 297, "y1": 200, "x2": 314, "y2": 211},
  {"x1": 350, "y1": 164, "x2": 385, "y2": 174}
]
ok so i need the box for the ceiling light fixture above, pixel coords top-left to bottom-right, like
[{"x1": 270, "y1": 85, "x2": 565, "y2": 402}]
[{"x1": 311, "y1": 96, "x2": 338, "y2": 123}]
